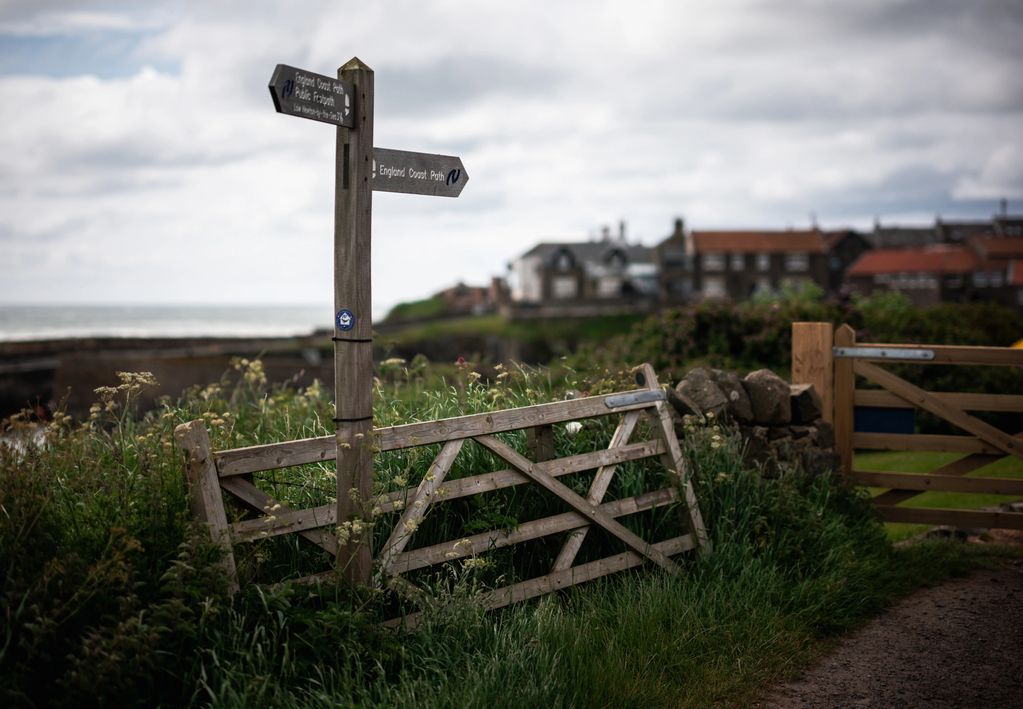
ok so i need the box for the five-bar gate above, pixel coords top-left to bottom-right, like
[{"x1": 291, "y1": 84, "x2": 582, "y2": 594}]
[
  {"x1": 793, "y1": 322, "x2": 1023, "y2": 530},
  {"x1": 175, "y1": 364, "x2": 707, "y2": 615}
]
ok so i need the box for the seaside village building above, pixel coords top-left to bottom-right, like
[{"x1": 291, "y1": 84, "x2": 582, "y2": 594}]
[
  {"x1": 846, "y1": 210, "x2": 1023, "y2": 308},
  {"x1": 508, "y1": 224, "x2": 659, "y2": 317},
  {"x1": 654, "y1": 220, "x2": 867, "y2": 302},
  {"x1": 494, "y1": 210, "x2": 1023, "y2": 317}
]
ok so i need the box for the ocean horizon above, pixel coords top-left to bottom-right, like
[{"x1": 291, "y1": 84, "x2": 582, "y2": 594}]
[{"x1": 0, "y1": 304, "x2": 337, "y2": 342}]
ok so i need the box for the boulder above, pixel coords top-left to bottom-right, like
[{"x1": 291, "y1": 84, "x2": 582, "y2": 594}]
[
  {"x1": 665, "y1": 385, "x2": 702, "y2": 418},
  {"x1": 814, "y1": 420, "x2": 835, "y2": 448},
  {"x1": 790, "y1": 383, "x2": 823, "y2": 424},
  {"x1": 710, "y1": 368, "x2": 754, "y2": 423},
  {"x1": 677, "y1": 367, "x2": 728, "y2": 418},
  {"x1": 742, "y1": 369, "x2": 792, "y2": 425},
  {"x1": 740, "y1": 425, "x2": 771, "y2": 468}
]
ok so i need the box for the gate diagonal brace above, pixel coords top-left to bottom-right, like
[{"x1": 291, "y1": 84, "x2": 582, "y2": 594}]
[{"x1": 472, "y1": 434, "x2": 680, "y2": 575}]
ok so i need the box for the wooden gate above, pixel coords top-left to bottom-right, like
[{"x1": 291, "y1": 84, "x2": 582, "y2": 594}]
[
  {"x1": 792, "y1": 322, "x2": 1023, "y2": 530},
  {"x1": 175, "y1": 363, "x2": 707, "y2": 614}
]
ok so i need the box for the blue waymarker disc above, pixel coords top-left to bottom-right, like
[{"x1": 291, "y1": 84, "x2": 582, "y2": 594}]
[{"x1": 335, "y1": 309, "x2": 355, "y2": 331}]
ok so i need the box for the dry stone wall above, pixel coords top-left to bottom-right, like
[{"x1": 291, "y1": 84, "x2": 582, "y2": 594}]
[{"x1": 668, "y1": 366, "x2": 839, "y2": 476}]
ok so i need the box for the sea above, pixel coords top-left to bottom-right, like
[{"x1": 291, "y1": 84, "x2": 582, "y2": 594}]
[{"x1": 0, "y1": 304, "x2": 334, "y2": 342}]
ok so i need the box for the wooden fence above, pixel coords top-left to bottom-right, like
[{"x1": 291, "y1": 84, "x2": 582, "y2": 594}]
[
  {"x1": 792, "y1": 322, "x2": 1023, "y2": 530},
  {"x1": 175, "y1": 363, "x2": 707, "y2": 616}
]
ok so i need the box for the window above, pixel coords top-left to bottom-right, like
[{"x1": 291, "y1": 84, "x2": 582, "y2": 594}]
[
  {"x1": 946, "y1": 275, "x2": 963, "y2": 289},
  {"x1": 703, "y1": 276, "x2": 726, "y2": 298},
  {"x1": 730, "y1": 253, "x2": 745, "y2": 271},
  {"x1": 785, "y1": 252, "x2": 809, "y2": 272},
  {"x1": 754, "y1": 276, "x2": 772, "y2": 294},
  {"x1": 991, "y1": 271, "x2": 1004, "y2": 288},
  {"x1": 597, "y1": 276, "x2": 621, "y2": 298},
  {"x1": 662, "y1": 247, "x2": 687, "y2": 267},
  {"x1": 554, "y1": 251, "x2": 574, "y2": 272},
  {"x1": 702, "y1": 252, "x2": 724, "y2": 271},
  {"x1": 668, "y1": 278, "x2": 692, "y2": 295},
  {"x1": 756, "y1": 253, "x2": 770, "y2": 271},
  {"x1": 605, "y1": 250, "x2": 627, "y2": 269},
  {"x1": 552, "y1": 276, "x2": 577, "y2": 299},
  {"x1": 973, "y1": 272, "x2": 989, "y2": 288}
]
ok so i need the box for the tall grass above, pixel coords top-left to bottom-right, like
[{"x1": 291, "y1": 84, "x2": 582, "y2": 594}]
[{"x1": 1, "y1": 359, "x2": 1014, "y2": 708}]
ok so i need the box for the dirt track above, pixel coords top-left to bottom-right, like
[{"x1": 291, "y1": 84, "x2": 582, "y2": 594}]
[{"x1": 760, "y1": 551, "x2": 1023, "y2": 709}]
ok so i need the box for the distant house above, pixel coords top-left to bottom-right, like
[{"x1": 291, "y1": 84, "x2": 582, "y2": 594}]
[
  {"x1": 824, "y1": 230, "x2": 872, "y2": 292},
  {"x1": 868, "y1": 220, "x2": 940, "y2": 249},
  {"x1": 654, "y1": 218, "x2": 693, "y2": 304},
  {"x1": 994, "y1": 215, "x2": 1023, "y2": 238},
  {"x1": 869, "y1": 215, "x2": 1000, "y2": 248},
  {"x1": 433, "y1": 281, "x2": 499, "y2": 316},
  {"x1": 847, "y1": 235, "x2": 1023, "y2": 309},
  {"x1": 509, "y1": 227, "x2": 658, "y2": 316},
  {"x1": 935, "y1": 218, "x2": 993, "y2": 243},
  {"x1": 967, "y1": 236, "x2": 1023, "y2": 308},
  {"x1": 686, "y1": 229, "x2": 829, "y2": 300},
  {"x1": 845, "y1": 245, "x2": 979, "y2": 306}
]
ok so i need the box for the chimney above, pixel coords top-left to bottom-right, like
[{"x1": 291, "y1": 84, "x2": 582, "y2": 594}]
[
  {"x1": 673, "y1": 217, "x2": 685, "y2": 237},
  {"x1": 618, "y1": 220, "x2": 626, "y2": 242},
  {"x1": 601, "y1": 225, "x2": 611, "y2": 241},
  {"x1": 1001, "y1": 197, "x2": 1009, "y2": 216}
]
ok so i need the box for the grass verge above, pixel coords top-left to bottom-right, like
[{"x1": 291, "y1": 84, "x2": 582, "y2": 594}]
[{"x1": 2, "y1": 362, "x2": 1018, "y2": 707}]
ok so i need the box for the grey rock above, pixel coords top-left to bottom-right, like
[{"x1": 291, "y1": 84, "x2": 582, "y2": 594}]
[
  {"x1": 710, "y1": 368, "x2": 754, "y2": 423},
  {"x1": 742, "y1": 369, "x2": 792, "y2": 425},
  {"x1": 665, "y1": 385, "x2": 702, "y2": 418},
  {"x1": 741, "y1": 425, "x2": 772, "y2": 469},
  {"x1": 790, "y1": 383, "x2": 823, "y2": 424},
  {"x1": 677, "y1": 367, "x2": 728, "y2": 418},
  {"x1": 814, "y1": 420, "x2": 835, "y2": 448}
]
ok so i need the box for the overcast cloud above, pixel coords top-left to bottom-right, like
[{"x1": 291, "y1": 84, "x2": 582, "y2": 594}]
[{"x1": 1, "y1": 0, "x2": 1021, "y2": 316}]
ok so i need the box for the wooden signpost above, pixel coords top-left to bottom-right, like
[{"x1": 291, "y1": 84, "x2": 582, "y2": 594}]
[{"x1": 270, "y1": 57, "x2": 469, "y2": 584}]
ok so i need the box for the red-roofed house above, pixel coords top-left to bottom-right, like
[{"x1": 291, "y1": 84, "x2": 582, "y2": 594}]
[
  {"x1": 687, "y1": 229, "x2": 828, "y2": 300},
  {"x1": 967, "y1": 237, "x2": 1023, "y2": 308},
  {"x1": 846, "y1": 244, "x2": 977, "y2": 306}
]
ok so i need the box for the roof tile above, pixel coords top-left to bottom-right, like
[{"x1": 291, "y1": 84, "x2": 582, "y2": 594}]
[
  {"x1": 691, "y1": 230, "x2": 824, "y2": 254},
  {"x1": 847, "y1": 245, "x2": 979, "y2": 277}
]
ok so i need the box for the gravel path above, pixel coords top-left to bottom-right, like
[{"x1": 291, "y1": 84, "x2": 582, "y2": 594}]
[{"x1": 759, "y1": 554, "x2": 1023, "y2": 709}]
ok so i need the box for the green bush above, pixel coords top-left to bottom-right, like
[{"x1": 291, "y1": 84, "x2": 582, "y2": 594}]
[{"x1": 568, "y1": 287, "x2": 1023, "y2": 383}]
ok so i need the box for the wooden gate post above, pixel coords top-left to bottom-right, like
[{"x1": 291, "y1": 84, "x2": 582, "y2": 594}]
[
  {"x1": 791, "y1": 322, "x2": 834, "y2": 424},
  {"x1": 334, "y1": 57, "x2": 375, "y2": 585},
  {"x1": 174, "y1": 421, "x2": 239, "y2": 594},
  {"x1": 833, "y1": 324, "x2": 856, "y2": 476}
]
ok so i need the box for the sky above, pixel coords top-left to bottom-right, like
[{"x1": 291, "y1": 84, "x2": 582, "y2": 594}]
[{"x1": 1, "y1": 0, "x2": 1021, "y2": 318}]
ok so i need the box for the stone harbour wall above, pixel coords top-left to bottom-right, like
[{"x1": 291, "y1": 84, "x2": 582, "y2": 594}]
[{"x1": 666, "y1": 366, "x2": 839, "y2": 476}]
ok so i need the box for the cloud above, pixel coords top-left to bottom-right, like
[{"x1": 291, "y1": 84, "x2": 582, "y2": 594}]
[{"x1": 0, "y1": 0, "x2": 1021, "y2": 317}]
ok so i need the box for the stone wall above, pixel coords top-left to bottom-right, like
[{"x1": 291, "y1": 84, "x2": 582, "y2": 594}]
[{"x1": 666, "y1": 366, "x2": 839, "y2": 476}]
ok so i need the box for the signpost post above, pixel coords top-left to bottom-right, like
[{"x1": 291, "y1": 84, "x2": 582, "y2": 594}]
[{"x1": 269, "y1": 57, "x2": 468, "y2": 586}]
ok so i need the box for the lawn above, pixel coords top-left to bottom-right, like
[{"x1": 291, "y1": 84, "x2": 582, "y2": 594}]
[{"x1": 854, "y1": 450, "x2": 1023, "y2": 541}]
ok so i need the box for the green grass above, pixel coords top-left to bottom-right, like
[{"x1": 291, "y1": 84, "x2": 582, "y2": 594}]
[
  {"x1": 381, "y1": 313, "x2": 646, "y2": 348},
  {"x1": 855, "y1": 450, "x2": 1023, "y2": 540},
  {"x1": 2, "y1": 361, "x2": 1019, "y2": 708},
  {"x1": 383, "y1": 296, "x2": 450, "y2": 323}
]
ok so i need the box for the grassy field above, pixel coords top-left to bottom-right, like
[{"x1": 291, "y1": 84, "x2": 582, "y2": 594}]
[
  {"x1": 2, "y1": 361, "x2": 1019, "y2": 708},
  {"x1": 855, "y1": 450, "x2": 1023, "y2": 541}
]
